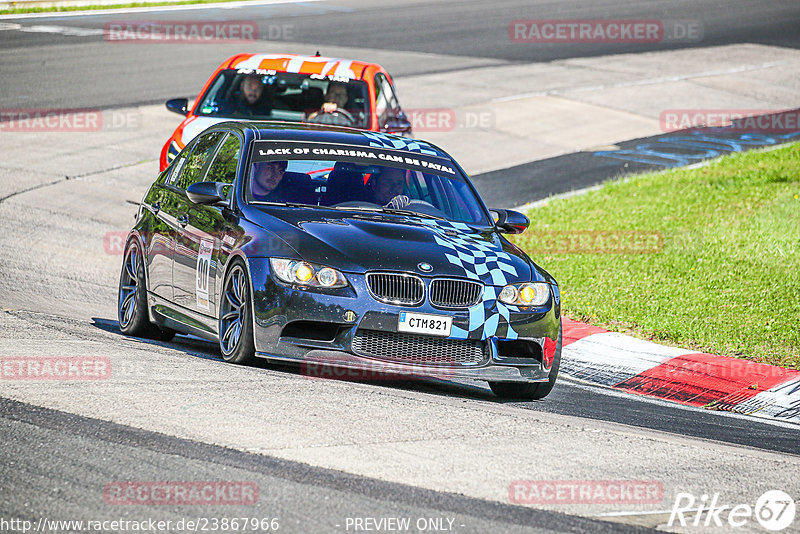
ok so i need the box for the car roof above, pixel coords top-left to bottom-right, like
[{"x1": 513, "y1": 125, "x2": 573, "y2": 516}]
[
  {"x1": 216, "y1": 121, "x2": 452, "y2": 159},
  {"x1": 222, "y1": 53, "x2": 375, "y2": 80}
]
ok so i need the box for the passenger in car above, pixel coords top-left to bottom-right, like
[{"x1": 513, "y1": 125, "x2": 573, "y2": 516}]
[
  {"x1": 251, "y1": 161, "x2": 316, "y2": 205},
  {"x1": 224, "y1": 75, "x2": 271, "y2": 116}
]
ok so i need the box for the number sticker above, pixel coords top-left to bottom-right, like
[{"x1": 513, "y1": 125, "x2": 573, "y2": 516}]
[{"x1": 196, "y1": 238, "x2": 214, "y2": 311}]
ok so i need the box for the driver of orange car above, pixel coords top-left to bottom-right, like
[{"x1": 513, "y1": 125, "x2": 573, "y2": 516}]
[{"x1": 307, "y1": 82, "x2": 354, "y2": 124}]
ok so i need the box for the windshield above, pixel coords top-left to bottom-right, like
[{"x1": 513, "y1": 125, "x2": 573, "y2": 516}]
[
  {"x1": 246, "y1": 141, "x2": 489, "y2": 225},
  {"x1": 195, "y1": 68, "x2": 371, "y2": 129}
]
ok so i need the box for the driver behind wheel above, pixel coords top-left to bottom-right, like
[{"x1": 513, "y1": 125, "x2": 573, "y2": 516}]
[
  {"x1": 370, "y1": 167, "x2": 409, "y2": 207},
  {"x1": 306, "y1": 82, "x2": 354, "y2": 125}
]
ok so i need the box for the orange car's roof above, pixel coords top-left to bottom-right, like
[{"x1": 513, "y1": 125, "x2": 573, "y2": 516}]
[{"x1": 224, "y1": 54, "x2": 374, "y2": 80}]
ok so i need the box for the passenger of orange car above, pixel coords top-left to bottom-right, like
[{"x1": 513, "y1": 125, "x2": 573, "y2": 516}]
[{"x1": 223, "y1": 75, "x2": 272, "y2": 116}]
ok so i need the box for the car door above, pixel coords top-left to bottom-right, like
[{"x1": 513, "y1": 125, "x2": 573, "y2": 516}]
[
  {"x1": 142, "y1": 146, "x2": 194, "y2": 303},
  {"x1": 170, "y1": 130, "x2": 225, "y2": 319},
  {"x1": 375, "y1": 72, "x2": 412, "y2": 136},
  {"x1": 184, "y1": 132, "x2": 243, "y2": 320}
]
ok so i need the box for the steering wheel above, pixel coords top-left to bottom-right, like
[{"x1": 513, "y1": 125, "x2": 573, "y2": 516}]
[
  {"x1": 383, "y1": 197, "x2": 448, "y2": 218},
  {"x1": 384, "y1": 197, "x2": 434, "y2": 208},
  {"x1": 308, "y1": 109, "x2": 355, "y2": 126}
]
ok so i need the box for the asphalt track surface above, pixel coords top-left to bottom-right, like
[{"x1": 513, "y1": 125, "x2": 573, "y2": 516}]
[
  {"x1": 1, "y1": 0, "x2": 800, "y2": 109},
  {"x1": 1, "y1": 397, "x2": 650, "y2": 534},
  {"x1": 1, "y1": 1, "x2": 800, "y2": 532}
]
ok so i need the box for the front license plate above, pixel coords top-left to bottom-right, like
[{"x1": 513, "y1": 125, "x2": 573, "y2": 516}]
[{"x1": 397, "y1": 312, "x2": 452, "y2": 337}]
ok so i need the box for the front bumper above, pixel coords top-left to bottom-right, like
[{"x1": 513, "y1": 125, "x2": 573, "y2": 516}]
[{"x1": 246, "y1": 258, "x2": 561, "y2": 383}]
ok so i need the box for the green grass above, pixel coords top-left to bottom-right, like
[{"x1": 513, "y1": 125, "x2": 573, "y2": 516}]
[
  {"x1": 511, "y1": 143, "x2": 800, "y2": 368},
  {"x1": 0, "y1": 0, "x2": 256, "y2": 15}
]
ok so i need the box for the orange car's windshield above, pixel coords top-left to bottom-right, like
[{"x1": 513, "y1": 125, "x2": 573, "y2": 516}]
[{"x1": 195, "y1": 69, "x2": 371, "y2": 129}]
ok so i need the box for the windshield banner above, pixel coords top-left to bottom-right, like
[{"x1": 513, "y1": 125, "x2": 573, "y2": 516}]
[{"x1": 252, "y1": 141, "x2": 457, "y2": 175}]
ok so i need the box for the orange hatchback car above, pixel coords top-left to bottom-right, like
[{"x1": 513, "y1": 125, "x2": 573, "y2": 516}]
[{"x1": 160, "y1": 53, "x2": 413, "y2": 170}]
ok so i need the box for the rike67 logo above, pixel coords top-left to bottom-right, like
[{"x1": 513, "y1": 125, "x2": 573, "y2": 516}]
[{"x1": 669, "y1": 490, "x2": 795, "y2": 531}]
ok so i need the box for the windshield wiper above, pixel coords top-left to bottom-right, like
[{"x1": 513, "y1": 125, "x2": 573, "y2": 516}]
[
  {"x1": 374, "y1": 207, "x2": 446, "y2": 220},
  {"x1": 330, "y1": 204, "x2": 447, "y2": 220},
  {"x1": 252, "y1": 201, "x2": 321, "y2": 209}
]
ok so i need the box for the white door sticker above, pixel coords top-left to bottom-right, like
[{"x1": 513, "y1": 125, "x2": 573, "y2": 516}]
[{"x1": 196, "y1": 238, "x2": 214, "y2": 311}]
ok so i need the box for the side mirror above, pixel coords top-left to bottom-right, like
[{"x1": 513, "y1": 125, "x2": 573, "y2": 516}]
[
  {"x1": 166, "y1": 98, "x2": 189, "y2": 116},
  {"x1": 491, "y1": 208, "x2": 529, "y2": 234},
  {"x1": 186, "y1": 181, "x2": 230, "y2": 206},
  {"x1": 384, "y1": 111, "x2": 413, "y2": 135}
]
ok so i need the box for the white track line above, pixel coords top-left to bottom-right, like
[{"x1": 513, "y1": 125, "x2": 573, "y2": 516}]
[{"x1": 0, "y1": 0, "x2": 317, "y2": 19}]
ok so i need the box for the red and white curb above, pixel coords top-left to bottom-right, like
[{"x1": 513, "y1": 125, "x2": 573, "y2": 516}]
[{"x1": 560, "y1": 318, "x2": 800, "y2": 424}]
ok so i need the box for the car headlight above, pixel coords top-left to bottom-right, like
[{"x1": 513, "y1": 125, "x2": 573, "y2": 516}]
[
  {"x1": 270, "y1": 258, "x2": 348, "y2": 289},
  {"x1": 498, "y1": 282, "x2": 550, "y2": 306}
]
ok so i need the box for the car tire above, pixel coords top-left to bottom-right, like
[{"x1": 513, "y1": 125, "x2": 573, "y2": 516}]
[
  {"x1": 489, "y1": 322, "x2": 562, "y2": 400},
  {"x1": 218, "y1": 260, "x2": 256, "y2": 365},
  {"x1": 118, "y1": 238, "x2": 176, "y2": 341}
]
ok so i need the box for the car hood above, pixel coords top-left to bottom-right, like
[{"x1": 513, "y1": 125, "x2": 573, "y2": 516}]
[{"x1": 246, "y1": 207, "x2": 536, "y2": 285}]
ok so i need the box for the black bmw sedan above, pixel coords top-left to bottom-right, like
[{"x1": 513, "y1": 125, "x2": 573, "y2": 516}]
[{"x1": 118, "y1": 122, "x2": 562, "y2": 399}]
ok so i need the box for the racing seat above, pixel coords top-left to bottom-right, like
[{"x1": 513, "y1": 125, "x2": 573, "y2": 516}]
[
  {"x1": 322, "y1": 166, "x2": 373, "y2": 206},
  {"x1": 301, "y1": 87, "x2": 325, "y2": 114},
  {"x1": 282, "y1": 172, "x2": 318, "y2": 205}
]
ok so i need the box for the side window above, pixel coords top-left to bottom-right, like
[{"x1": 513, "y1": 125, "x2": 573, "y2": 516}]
[
  {"x1": 374, "y1": 74, "x2": 382, "y2": 103},
  {"x1": 206, "y1": 133, "x2": 241, "y2": 185},
  {"x1": 406, "y1": 170, "x2": 428, "y2": 202},
  {"x1": 374, "y1": 73, "x2": 388, "y2": 121},
  {"x1": 374, "y1": 73, "x2": 400, "y2": 124},
  {"x1": 380, "y1": 74, "x2": 399, "y2": 110},
  {"x1": 174, "y1": 131, "x2": 223, "y2": 190},
  {"x1": 168, "y1": 153, "x2": 188, "y2": 185}
]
